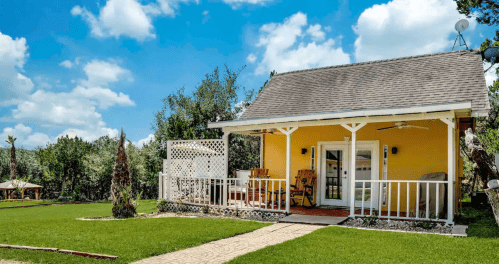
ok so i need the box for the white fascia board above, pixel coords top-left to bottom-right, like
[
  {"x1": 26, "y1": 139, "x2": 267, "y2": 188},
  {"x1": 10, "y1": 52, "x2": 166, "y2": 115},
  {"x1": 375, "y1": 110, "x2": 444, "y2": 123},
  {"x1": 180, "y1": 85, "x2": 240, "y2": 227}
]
[{"x1": 208, "y1": 102, "x2": 472, "y2": 129}]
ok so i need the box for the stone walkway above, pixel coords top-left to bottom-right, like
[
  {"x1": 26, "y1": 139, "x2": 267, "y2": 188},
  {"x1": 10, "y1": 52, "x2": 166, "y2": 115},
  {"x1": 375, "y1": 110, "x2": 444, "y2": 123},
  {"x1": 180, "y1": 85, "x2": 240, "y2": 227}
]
[{"x1": 132, "y1": 223, "x2": 324, "y2": 264}]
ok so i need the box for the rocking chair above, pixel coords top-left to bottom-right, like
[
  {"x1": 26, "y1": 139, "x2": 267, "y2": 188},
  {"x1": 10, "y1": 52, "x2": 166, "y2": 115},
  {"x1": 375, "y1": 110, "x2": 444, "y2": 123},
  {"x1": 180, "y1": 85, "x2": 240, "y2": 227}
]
[
  {"x1": 290, "y1": 170, "x2": 316, "y2": 207},
  {"x1": 246, "y1": 168, "x2": 269, "y2": 207}
]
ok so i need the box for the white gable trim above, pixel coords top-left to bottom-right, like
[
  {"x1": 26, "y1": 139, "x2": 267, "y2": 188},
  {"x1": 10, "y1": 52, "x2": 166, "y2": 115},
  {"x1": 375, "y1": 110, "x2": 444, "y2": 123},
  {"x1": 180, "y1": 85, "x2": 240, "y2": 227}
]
[{"x1": 209, "y1": 102, "x2": 471, "y2": 129}]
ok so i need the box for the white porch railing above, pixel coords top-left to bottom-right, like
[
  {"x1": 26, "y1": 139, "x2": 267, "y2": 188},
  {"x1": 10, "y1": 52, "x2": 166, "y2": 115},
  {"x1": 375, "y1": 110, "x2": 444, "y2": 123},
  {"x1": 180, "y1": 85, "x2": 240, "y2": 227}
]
[
  {"x1": 159, "y1": 173, "x2": 286, "y2": 213},
  {"x1": 354, "y1": 179, "x2": 449, "y2": 221}
]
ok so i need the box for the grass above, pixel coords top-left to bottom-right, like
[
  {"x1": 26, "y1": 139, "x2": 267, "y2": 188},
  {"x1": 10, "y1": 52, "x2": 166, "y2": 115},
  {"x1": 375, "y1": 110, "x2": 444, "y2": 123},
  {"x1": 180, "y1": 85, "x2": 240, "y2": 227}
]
[
  {"x1": 228, "y1": 226, "x2": 499, "y2": 264},
  {"x1": 455, "y1": 201, "x2": 499, "y2": 238},
  {"x1": 0, "y1": 200, "x2": 270, "y2": 263},
  {"x1": 0, "y1": 200, "x2": 61, "y2": 208}
]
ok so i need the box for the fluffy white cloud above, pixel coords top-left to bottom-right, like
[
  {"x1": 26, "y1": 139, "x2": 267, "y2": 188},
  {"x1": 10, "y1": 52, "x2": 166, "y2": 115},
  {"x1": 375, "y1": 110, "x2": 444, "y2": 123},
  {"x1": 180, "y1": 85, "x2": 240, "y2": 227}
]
[
  {"x1": 0, "y1": 32, "x2": 34, "y2": 106},
  {"x1": 60, "y1": 60, "x2": 73, "y2": 68},
  {"x1": 253, "y1": 12, "x2": 350, "y2": 75},
  {"x1": 0, "y1": 33, "x2": 135, "y2": 149},
  {"x1": 306, "y1": 24, "x2": 325, "y2": 41},
  {"x1": 72, "y1": 0, "x2": 198, "y2": 41},
  {"x1": 73, "y1": 86, "x2": 135, "y2": 109},
  {"x1": 0, "y1": 124, "x2": 51, "y2": 148},
  {"x1": 484, "y1": 62, "x2": 499, "y2": 87},
  {"x1": 246, "y1": 53, "x2": 257, "y2": 63},
  {"x1": 59, "y1": 58, "x2": 80, "y2": 69},
  {"x1": 72, "y1": 0, "x2": 155, "y2": 41},
  {"x1": 133, "y1": 134, "x2": 155, "y2": 148},
  {"x1": 222, "y1": 0, "x2": 274, "y2": 9},
  {"x1": 353, "y1": 0, "x2": 476, "y2": 62},
  {"x1": 81, "y1": 60, "x2": 132, "y2": 87}
]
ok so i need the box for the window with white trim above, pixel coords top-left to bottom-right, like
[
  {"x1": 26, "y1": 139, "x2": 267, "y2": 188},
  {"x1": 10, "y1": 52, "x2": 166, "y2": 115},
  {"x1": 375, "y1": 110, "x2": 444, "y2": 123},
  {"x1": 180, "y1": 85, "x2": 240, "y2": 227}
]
[{"x1": 311, "y1": 146, "x2": 315, "y2": 171}]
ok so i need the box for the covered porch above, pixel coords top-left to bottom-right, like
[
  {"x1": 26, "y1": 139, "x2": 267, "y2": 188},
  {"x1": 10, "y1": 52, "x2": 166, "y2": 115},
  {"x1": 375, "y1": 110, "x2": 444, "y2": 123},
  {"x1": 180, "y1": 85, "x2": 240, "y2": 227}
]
[{"x1": 160, "y1": 107, "x2": 469, "y2": 224}]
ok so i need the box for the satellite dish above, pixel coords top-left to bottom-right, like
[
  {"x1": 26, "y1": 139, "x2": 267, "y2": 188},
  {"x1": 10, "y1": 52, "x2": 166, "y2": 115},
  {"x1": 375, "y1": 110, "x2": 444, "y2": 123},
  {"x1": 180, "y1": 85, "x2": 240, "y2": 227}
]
[
  {"x1": 452, "y1": 19, "x2": 469, "y2": 51},
  {"x1": 455, "y1": 19, "x2": 469, "y2": 32},
  {"x1": 484, "y1": 47, "x2": 499, "y2": 72}
]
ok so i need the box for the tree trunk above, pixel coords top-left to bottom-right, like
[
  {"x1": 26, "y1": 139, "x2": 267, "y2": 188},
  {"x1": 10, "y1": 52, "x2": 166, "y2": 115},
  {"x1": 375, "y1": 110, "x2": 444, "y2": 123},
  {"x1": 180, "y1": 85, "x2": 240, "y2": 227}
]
[{"x1": 465, "y1": 128, "x2": 499, "y2": 226}]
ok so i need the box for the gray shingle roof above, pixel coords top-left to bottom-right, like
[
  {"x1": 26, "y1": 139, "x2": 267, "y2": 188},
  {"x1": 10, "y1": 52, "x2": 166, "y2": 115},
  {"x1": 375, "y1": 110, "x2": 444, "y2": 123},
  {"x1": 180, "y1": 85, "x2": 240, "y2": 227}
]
[{"x1": 240, "y1": 49, "x2": 489, "y2": 121}]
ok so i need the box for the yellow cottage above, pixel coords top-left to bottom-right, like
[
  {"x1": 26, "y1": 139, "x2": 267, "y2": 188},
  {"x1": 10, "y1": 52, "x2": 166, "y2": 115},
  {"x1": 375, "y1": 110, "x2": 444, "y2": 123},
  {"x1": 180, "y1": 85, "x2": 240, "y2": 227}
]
[
  {"x1": 210, "y1": 49, "x2": 491, "y2": 224},
  {"x1": 162, "y1": 49, "x2": 489, "y2": 225}
]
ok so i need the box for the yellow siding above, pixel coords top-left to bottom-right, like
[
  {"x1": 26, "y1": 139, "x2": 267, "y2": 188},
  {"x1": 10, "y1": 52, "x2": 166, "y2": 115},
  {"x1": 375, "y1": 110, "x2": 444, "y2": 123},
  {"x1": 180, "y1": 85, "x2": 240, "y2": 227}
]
[{"x1": 263, "y1": 119, "x2": 460, "y2": 213}]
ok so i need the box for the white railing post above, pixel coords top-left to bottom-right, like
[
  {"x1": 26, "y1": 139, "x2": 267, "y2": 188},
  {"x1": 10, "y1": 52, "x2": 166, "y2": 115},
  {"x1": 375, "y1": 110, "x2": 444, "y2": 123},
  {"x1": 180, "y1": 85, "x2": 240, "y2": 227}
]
[
  {"x1": 158, "y1": 172, "x2": 163, "y2": 199},
  {"x1": 222, "y1": 132, "x2": 230, "y2": 208},
  {"x1": 167, "y1": 140, "x2": 172, "y2": 201},
  {"x1": 441, "y1": 117, "x2": 455, "y2": 225}
]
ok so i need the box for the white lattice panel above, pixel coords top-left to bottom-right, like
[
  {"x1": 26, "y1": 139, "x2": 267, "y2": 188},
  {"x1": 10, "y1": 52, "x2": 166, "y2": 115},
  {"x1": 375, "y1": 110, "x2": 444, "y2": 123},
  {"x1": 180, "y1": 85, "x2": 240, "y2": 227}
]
[{"x1": 166, "y1": 140, "x2": 226, "y2": 201}]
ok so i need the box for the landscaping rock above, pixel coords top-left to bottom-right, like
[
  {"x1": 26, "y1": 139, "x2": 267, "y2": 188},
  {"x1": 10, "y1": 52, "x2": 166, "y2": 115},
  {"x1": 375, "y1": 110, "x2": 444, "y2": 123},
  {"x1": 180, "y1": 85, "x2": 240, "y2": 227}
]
[{"x1": 343, "y1": 218, "x2": 452, "y2": 234}]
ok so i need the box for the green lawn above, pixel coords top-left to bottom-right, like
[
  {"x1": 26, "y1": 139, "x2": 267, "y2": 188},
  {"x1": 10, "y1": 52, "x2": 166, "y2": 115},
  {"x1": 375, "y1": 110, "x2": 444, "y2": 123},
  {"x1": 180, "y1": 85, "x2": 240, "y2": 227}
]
[
  {"x1": 0, "y1": 200, "x2": 60, "y2": 208},
  {"x1": 228, "y1": 226, "x2": 499, "y2": 264},
  {"x1": 0, "y1": 200, "x2": 270, "y2": 264}
]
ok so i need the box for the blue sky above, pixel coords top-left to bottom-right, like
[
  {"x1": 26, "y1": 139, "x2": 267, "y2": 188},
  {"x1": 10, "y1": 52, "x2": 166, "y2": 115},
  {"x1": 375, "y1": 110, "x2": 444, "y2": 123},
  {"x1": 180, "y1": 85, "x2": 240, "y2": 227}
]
[{"x1": 0, "y1": 0, "x2": 497, "y2": 149}]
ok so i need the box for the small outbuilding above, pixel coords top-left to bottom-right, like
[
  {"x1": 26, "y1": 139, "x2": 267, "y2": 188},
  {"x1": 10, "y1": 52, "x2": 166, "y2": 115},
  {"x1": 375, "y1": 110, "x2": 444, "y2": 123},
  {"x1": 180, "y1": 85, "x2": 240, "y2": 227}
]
[{"x1": 0, "y1": 180, "x2": 43, "y2": 200}]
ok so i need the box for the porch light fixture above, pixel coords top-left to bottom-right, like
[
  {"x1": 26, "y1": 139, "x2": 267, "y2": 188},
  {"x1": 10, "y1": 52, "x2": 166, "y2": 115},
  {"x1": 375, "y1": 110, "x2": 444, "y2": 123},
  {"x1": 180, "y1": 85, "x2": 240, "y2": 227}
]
[
  {"x1": 301, "y1": 148, "x2": 307, "y2": 154},
  {"x1": 391, "y1": 147, "x2": 398, "y2": 155}
]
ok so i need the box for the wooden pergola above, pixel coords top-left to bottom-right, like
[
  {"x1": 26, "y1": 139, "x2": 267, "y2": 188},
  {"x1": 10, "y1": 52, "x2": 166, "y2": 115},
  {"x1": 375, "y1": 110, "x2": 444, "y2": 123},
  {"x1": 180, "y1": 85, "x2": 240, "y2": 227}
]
[{"x1": 0, "y1": 180, "x2": 43, "y2": 200}]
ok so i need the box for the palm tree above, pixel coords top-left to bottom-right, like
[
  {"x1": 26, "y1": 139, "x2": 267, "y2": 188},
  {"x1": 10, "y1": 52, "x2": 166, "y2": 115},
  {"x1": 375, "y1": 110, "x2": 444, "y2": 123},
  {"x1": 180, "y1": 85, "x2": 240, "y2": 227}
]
[
  {"x1": 5, "y1": 135, "x2": 17, "y2": 181},
  {"x1": 111, "y1": 129, "x2": 136, "y2": 218},
  {"x1": 5, "y1": 136, "x2": 17, "y2": 199}
]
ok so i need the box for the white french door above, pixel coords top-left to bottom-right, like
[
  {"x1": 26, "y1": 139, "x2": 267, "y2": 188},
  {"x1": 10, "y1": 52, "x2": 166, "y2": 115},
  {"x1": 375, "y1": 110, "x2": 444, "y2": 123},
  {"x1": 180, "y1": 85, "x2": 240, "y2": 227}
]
[
  {"x1": 318, "y1": 141, "x2": 379, "y2": 209},
  {"x1": 320, "y1": 142, "x2": 349, "y2": 206}
]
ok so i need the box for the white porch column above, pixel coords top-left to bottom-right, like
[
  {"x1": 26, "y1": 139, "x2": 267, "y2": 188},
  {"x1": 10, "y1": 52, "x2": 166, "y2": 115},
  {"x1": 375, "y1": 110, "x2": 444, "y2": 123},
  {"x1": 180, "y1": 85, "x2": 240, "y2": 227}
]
[
  {"x1": 341, "y1": 123, "x2": 367, "y2": 217},
  {"x1": 441, "y1": 118, "x2": 455, "y2": 224},
  {"x1": 223, "y1": 132, "x2": 230, "y2": 207},
  {"x1": 260, "y1": 134, "x2": 264, "y2": 168},
  {"x1": 277, "y1": 127, "x2": 299, "y2": 213}
]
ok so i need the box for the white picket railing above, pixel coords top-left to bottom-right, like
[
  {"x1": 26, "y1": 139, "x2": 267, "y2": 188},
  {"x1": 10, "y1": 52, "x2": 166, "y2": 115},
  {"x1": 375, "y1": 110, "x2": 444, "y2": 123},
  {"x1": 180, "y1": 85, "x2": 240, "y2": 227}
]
[
  {"x1": 159, "y1": 173, "x2": 287, "y2": 213},
  {"x1": 354, "y1": 180, "x2": 449, "y2": 221}
]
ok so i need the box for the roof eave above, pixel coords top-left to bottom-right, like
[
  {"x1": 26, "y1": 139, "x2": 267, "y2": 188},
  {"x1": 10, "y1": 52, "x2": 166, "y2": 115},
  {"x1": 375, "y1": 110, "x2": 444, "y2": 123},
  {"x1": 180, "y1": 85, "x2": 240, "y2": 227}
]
[{"x1": 208, "y1": 102, "x2": 474, "y2": 129}]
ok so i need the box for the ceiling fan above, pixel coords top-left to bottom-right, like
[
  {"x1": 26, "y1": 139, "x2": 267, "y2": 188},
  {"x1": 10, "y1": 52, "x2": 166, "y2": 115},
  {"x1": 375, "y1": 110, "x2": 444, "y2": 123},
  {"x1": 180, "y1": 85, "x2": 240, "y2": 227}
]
[
  {"x1": 249, "y1": 129, "x2": 275, "y2": 135},
  {"x1": 377, "y1": 122, "x2": 429, "y2": 131}
]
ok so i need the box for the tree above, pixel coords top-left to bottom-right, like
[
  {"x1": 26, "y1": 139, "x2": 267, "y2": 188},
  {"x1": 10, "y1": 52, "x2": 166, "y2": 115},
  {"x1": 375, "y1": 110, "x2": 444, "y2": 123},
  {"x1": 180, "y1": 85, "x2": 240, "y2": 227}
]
[
  {"x1": 111, "y1": 130, "x2": 136, "y2": 218},
  {"x1": 5, "y1": 135, "x2": 17, "y2": 181},
  {"x1": 154, "y1": 66, "x2": 260, "y2": 176},
  {"x1": 456, "y1": 0, "x2": 499, "y2": 26}
]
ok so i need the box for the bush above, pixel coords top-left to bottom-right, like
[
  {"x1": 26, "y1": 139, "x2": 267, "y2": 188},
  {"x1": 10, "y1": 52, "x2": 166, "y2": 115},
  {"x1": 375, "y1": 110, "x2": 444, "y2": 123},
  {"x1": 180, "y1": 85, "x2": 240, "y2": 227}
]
[{"x1": 157, "y1": 199, "x2": 170, "y2": 212}]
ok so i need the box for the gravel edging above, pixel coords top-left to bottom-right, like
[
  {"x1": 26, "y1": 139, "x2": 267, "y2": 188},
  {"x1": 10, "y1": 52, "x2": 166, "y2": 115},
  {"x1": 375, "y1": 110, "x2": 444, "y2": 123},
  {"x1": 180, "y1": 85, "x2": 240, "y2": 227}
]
[
  {"x1": 0, "y1": 244, "x2": 117, "y2": 260},
  {"x1": 342, "y1": 218, "x2": 454, "y2": 235}
]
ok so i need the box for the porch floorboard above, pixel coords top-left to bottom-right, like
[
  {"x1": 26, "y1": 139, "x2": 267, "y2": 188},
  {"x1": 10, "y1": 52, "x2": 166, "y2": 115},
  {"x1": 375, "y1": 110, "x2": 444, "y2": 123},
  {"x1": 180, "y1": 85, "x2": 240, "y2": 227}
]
[{"x1": 279, "y1": 214, "x2": 348, "y2": 226}]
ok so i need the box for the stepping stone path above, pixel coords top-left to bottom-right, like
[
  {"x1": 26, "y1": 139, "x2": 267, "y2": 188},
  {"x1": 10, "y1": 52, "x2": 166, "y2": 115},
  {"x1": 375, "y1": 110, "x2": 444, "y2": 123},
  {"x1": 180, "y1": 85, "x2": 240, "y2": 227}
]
[{"x1": 133, "y1": 223, "x2": 324, "y2": 264}]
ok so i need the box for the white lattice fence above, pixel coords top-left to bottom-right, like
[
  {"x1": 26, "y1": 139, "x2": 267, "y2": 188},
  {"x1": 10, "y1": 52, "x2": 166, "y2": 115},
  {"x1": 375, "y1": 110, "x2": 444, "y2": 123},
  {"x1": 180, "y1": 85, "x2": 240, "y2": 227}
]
[{"x1": 163, "y1": 139, "x2": 227, "y2": 201}]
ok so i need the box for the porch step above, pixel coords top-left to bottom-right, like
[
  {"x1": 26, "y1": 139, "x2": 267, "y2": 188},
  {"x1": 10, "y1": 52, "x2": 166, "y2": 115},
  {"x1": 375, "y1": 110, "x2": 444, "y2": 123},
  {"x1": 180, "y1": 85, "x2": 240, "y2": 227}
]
[{"x1": 279, "y1": 214, "x2": 348, "y2": 226}]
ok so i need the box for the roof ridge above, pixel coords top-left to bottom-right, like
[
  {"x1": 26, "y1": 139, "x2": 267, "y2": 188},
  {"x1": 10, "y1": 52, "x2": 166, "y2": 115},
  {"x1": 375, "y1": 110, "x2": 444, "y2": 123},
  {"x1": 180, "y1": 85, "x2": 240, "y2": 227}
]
[{"x1": 274, "y1": 49, "x2": 480, "y2": 77}]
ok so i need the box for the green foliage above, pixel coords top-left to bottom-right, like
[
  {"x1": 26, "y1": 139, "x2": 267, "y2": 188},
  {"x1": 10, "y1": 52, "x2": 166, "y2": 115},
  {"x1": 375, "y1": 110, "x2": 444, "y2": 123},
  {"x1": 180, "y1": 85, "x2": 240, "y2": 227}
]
[
  {"x1": 157, "y1": 199, "x2": 170, "y2": 212},
  {"x1": 111, "y1": 131, "x2": 136, "y2": 218},
  {"x1": 362, "y1": 212, "x2": 379, "y2": 226},
  {"x1": 455, "y1": 202, "x2": 499, "y2": 238},
  {"x1": 112, "y1": 186, "x2": 137, "y2": 218},
  {"x1": 456, "y1": 0, "x2": 499, "y2": 26},
  {"x1": 154, "y1": 65, "x2": 260, "y2": 176}
]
